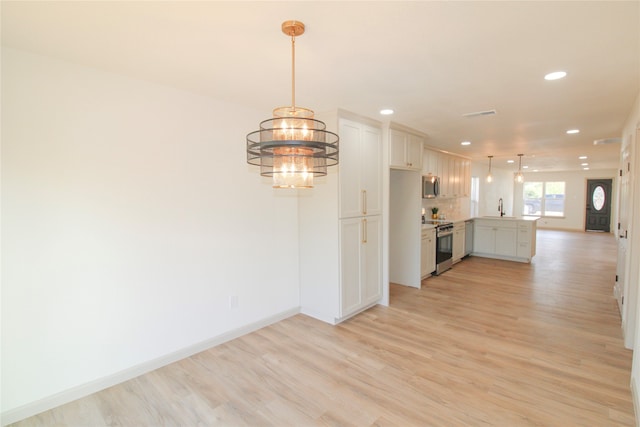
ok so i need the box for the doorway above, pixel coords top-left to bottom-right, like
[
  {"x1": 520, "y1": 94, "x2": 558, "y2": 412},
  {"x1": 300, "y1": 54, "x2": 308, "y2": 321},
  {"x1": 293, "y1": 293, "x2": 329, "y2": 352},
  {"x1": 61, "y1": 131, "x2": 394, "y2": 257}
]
[
  {"x1": 616, "y1": 139, "x2": 631, "y2": 333},
  {"x1": 585, "y1": 179, "x2": 612, "y2": 232}
]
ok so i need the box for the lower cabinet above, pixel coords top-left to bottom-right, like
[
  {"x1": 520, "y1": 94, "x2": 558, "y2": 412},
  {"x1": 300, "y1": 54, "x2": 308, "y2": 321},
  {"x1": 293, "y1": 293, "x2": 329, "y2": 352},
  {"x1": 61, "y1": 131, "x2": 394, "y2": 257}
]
[
  {"x1": 472, "y1": 218, "x2": 537, "y2": 263},
  {"x1": 340, "y1": 215, "x2": 382, "y2": 318},
  {"x1": 421, "y1": 228, "x2": 436, "y2": 278},
  {"x1": 452, "y1": 222, "x2": 465, "y2": 263},
  {"x1": 516, "y1": 222, "x2": 537, "y2": 260},
  {"x1": 495, "y1": 227, "x2": 517, "y2": 256}
]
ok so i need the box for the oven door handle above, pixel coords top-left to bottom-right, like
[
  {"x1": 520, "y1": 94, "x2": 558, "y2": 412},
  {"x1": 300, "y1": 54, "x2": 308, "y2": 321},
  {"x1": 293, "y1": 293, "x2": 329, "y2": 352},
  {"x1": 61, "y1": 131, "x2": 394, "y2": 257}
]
[{"x1": 437, "y1": 230, "x2": 454, "y2": 237}]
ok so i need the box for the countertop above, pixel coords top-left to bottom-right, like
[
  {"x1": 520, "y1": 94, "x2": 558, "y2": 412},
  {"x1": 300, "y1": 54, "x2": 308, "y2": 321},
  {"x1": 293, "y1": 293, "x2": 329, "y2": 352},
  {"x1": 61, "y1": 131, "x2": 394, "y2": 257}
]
[
  {"x1": 422, "y1": 216, "x2": 540, "y2": 229},
  {"x1": 475, "y1": 216, "x2": 540, "y2": 222}
]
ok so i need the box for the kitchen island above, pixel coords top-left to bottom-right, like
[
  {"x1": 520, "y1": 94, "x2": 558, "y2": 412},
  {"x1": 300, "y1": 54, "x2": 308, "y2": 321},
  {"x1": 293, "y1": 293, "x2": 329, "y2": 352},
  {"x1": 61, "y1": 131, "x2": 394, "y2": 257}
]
[{"x1": 472, "y1": 216, "x2": 539, "y2": 263}]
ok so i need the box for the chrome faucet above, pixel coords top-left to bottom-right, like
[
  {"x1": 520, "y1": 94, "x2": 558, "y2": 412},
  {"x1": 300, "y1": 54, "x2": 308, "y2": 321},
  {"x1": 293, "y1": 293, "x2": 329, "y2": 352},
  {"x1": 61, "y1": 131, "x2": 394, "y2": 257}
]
[{"x1": 498, "y1": 198, "x2": 505, "y2": 217}]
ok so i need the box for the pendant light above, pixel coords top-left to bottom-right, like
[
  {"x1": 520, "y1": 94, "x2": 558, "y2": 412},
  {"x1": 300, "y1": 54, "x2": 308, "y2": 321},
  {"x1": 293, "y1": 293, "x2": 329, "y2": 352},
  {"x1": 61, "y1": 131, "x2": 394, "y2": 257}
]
[
  {"x1": 486, "y1": 155, "x2": 493, "y2": 183},
  {"x1": 246, "y1": 21, "x2": 339, "y2": 189},
  {"x1": 515, "y1": 154, "x2": 524, "y2": 183}
]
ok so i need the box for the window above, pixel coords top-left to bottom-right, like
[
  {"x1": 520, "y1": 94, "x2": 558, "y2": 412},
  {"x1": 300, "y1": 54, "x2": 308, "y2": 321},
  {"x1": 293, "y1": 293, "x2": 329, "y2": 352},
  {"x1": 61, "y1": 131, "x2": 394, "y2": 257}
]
[
  {"x1": 470, "y1": 176, "x2": 479, "y2": 217},
  {"x1": 523, "y1": 181, "x2": 565, "y2": 217}
]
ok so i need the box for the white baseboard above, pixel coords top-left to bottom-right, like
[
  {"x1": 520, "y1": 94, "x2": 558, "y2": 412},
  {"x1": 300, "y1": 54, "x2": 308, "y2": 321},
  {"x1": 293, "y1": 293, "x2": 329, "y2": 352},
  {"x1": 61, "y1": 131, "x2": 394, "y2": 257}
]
[{"x1": 1, "y1": 307, "x2": 300, "y2": 426}]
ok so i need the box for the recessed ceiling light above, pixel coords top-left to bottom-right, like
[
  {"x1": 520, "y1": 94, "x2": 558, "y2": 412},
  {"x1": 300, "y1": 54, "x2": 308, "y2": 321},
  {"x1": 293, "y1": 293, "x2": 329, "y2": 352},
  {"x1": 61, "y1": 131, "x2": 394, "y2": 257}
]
[
  {"x1": 579, "y1": 156, "x2": 588, "y2": 160},
  {"x1": 583, "y1": 167, "x2": 590, "y2": 170},
  {"x1": 545, "y1": 71, "x2": 567, "y2": 80},
  {"x1": 461, "y1": 141, "x2": 471, "y2": 146},
  {"x1": 566, "y1": 129, "x2": 580, "y2": 134},
  {"x1": 523, "y1": 166, "x2": 529, "y2": 169},
  {"x1": 581, "y1": 163, "x2": 589, "y2": 166},
  {"x1": 533, "y1": 169, "x2": 539, "y2": 172},
  {"x1": 507, "y1": 160, "x2": 515, "y2": 164},
  {"x1": 380, "y1": 109, "x2": 394, "y2": 115}
]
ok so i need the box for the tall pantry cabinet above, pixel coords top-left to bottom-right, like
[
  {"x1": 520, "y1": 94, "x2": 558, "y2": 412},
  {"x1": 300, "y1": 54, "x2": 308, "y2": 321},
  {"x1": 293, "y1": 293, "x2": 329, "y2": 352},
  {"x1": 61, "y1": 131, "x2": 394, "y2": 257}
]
[{"x1": 299, "y1": 110, "x2": 383, "y2": 324}]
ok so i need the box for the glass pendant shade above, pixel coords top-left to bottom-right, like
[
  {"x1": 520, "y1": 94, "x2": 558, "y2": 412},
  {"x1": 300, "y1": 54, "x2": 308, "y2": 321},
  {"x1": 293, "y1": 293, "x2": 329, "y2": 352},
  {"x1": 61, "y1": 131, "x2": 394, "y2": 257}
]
[
  {"x1": 486, "y1": 156, "x2": 493, "y2": 183},
  {"x1": 514, "y1": 154, "x2": 524, "y2": 183},
  {"x1": 246, "y1": 21, "x2": 339, "y2": 189}
]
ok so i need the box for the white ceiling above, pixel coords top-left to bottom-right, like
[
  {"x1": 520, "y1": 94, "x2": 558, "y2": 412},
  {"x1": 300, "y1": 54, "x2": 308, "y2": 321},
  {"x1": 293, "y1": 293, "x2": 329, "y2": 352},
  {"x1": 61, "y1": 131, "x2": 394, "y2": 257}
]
[{"x1": 2, "y1": 1, "x2": 639, "y2": 172}]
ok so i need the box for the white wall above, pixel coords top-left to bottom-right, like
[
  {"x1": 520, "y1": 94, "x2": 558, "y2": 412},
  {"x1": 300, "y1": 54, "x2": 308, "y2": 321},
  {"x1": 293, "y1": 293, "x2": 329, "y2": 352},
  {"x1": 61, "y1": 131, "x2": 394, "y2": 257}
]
[
  {"x1": 470, "y1": 162, "x2": 515, "y2": 217},
  {"x1": 1, "y1": 49, "x2": 300, "y2": 420},
  {"x1": 513, "y1": 169, "x2": 617, "y2": 231},
  {"x1": 624, "y1": 91, "x2": 640, "y2": 411},
  {"x1": 389, "y1": 169, "x2": 422, "y2": 287}
]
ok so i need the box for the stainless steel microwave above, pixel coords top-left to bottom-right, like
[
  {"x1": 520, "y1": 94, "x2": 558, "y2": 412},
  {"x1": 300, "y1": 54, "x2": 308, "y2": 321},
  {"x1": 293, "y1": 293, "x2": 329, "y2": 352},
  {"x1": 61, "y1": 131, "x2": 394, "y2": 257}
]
[{"x1": 422, "y1": 175, "x2": 440, "y2": 198}]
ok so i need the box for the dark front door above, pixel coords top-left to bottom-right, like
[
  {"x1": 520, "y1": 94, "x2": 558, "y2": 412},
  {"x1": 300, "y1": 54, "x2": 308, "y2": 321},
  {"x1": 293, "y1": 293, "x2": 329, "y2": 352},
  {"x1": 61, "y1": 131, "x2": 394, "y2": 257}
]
[{"x1": 585, "y1": 179, "x2": 612, "y2": 232}]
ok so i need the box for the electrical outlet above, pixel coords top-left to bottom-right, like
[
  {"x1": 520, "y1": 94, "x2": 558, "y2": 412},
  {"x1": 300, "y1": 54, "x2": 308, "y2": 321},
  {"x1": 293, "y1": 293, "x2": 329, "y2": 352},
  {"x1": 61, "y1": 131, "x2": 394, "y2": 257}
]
[{"x1": 229, "y1": 295, "x2": 239, "y2": 309}]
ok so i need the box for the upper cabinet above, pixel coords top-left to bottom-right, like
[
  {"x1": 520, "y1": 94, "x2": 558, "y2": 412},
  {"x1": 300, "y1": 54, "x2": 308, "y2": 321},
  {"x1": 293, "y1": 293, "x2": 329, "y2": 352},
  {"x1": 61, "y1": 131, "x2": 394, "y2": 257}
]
[
  {"x1": 389, "y1": 128, "x2": 423, "y2": 171},
  {"x1": 423, "y1": 149, "x2": 471, "y2": 198},
  {"x1": 340, "y1": 119, "x2": 382, "y2": 219}
]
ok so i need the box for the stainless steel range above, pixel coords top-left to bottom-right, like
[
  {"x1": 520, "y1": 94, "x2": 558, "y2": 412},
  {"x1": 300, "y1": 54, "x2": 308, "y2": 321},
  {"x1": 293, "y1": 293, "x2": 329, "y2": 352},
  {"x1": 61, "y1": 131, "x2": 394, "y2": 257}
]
[{"x1": 425, "y1": 220, "x2": 453, "y2": 275}]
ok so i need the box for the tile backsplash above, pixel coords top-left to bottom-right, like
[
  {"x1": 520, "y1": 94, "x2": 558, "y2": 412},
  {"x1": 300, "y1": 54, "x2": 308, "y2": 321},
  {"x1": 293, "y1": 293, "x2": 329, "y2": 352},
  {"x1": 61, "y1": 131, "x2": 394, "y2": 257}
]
[{"x1": 422, "y1": 198, "x2": 469, "y2": 221}]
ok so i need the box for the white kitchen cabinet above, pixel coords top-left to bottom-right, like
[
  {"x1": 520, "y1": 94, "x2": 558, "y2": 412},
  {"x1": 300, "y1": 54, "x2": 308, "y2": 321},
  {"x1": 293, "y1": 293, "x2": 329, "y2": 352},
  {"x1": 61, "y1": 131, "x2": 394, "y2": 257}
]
[
  {"x1": 495, "y1": 227, "x2": 517, "y2": 256},
  {"x1": 474, "y1": 225, "x2": 496, "y2": 254},
  {"x1": 463, "y1": 159, "x2": 471, "y2": 197},
  {"x1": 516, "y1": 221, "x2": 537, "y2": 261},
  {"x1": 299, "y1": 110, "x2": 384, "y2": 325},
  {"x1": 437, "y1": 152, "x2": 450, "y2": 197},
  {"x1": 340, "y1": 119, "x2": 382, "y2": 219},
  {"x1": 340, "y1": 216, "x2": 382, "y2": 317},
  {"x1": 389, "y1": 128, "x2": 423, "y2": 171},
  {"x1": 422, "y1": 149, "x2": 470, "y2": 199},
  {"x1": 472, "y1": 218, "x2": 538, "y2": 263},
  {"x1": 421, "y1": 228, "x2": 436, "y2": 278},
  {"x1": 452, "y1": 222, "x2": 465, "y2": 263},
  {"x1": 423, "y1": 149, "x2": 438, "y2": 176},
  {"x1": 449, "y1": 158, "x2": 457, "y2": 197}
]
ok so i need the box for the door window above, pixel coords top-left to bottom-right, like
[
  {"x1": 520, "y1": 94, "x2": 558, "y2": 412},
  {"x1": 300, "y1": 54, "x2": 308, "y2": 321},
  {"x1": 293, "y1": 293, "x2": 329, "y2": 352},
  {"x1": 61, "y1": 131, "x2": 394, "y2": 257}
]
[{"x1": 592, "y1": 186, "x2": 605, "y2": 211}]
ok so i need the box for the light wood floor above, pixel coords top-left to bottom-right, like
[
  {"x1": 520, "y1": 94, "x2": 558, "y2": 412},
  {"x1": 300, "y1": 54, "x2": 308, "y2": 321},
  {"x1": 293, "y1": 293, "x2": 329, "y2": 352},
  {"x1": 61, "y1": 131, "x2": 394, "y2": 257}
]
[{"x1": 12, "y1": 230, "x2": 635, "y2": 426}]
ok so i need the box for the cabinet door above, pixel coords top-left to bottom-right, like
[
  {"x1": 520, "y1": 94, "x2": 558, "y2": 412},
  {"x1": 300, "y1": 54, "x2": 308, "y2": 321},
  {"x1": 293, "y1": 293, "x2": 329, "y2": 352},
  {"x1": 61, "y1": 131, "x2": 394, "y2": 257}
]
[
  {"x1": 449, "y1": 157, "x2": 457, "y2": 197},
  {"x1": 340, "y1": 218, "x2": 363, "y2": 316},
  {"x1": 425, "y1": 150, "x2": 438, "y2": 176},
  {"x1": 474, "y1": 225, "x2": 496, "y2": 254},
  {"x1": 517, "y1": 224, "x2": 532, "y2": 243},
  {"x1": 516, "y1": 223, "x2": 533, "y2": 259},
  {"x1": 389, "y1": 129, "x2": 407, "y2": 168},
  {"x1": 517, "y1": 241, "x2": 532, "y2": 259},
  {"x1": 463, "y1": 159, "x2": 471, "y2": 197},
  {"x1": 407, "y1": 134, "x2": 423, "y2": 170},
  {"x1": 421, "y1": 230, "x2": 436, "y2": 278},
  {"x1": 454, "y1": 158, "x2": 462, "y2": 197},
  {"x1": 339, "y1": 120, "x2": 362, "y2": 218},
  {"x1": 427, "y1": 232, "x2": 436, "y2": 275},
  {"x1": 339, "y1": 120, "x2": 381, "y2": 218},
  {"x1": 437, "y1": 153, "x2": 449, "y2": 197},
  {"x1": 340, "y1": 216, "x2": 381, "y2": 317},
  {"x1": 361, "y1": 216, "x2": 382, "y2": 305},
  {"x1": 495, "y1": 227, "x2": 517, "y2": 256},
  {"x1": 421, "y1": 234, "x2": 431, "y2": 277},
  {"x1": 453, "y1": 228, "x2": 465, "y2": 261},
  {"x1": 361, "y1": 125, "x2": 382, "y2": 216}
]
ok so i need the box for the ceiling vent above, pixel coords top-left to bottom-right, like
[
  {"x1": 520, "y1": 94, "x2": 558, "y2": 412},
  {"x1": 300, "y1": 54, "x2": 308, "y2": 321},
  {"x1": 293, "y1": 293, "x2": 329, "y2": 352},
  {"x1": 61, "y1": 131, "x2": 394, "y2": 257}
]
[
  {"x1": 462, "y1": 109, "x2": 497, "y2": 118},
  {"x1": 593, "y1": 137, "x2": 622, "y2": 145}
]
